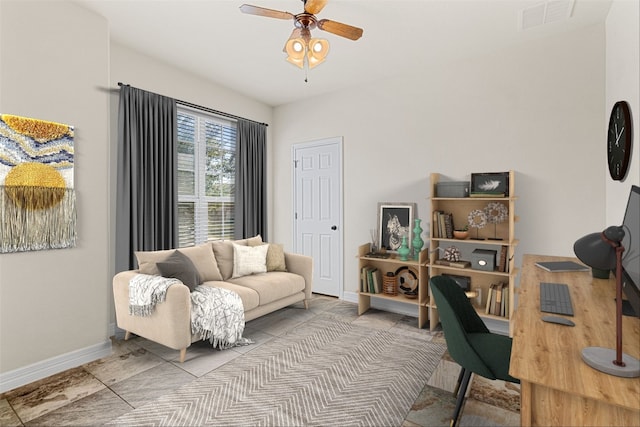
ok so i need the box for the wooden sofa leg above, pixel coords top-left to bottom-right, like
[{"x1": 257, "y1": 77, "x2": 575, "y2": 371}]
[
  {"x1": 179, "y1": 348, "x2": 187, "y2": 363},
  {"x1": 304, "y1": 299, "x2": 309, "y2": 309},
  {"x1": 124, "y1": 331, "x2": 131, "y2": 341}
]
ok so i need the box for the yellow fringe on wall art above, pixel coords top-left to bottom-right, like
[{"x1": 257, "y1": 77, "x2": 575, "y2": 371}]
[{"x1": 1, "y1": 186, "x2": 76, "y2": 252}]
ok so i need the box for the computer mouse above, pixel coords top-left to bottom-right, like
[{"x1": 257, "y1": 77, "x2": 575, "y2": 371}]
[{"x1": 542, "y1": 316, "x2": 575, "y2": 327}]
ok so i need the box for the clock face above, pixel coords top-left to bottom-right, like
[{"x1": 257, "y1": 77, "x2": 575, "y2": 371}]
[{"x1": 607, "y1": 101, "x2": 632, "y2": 181}]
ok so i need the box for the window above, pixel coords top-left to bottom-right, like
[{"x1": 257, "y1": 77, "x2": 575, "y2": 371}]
[{"x1": 177, "y1": 109, "x2": 236, "y2": 247}]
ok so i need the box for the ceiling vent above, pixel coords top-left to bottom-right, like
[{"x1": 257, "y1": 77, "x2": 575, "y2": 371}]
[{"x1": 519, "y1": 0, "x2": 575, "y2": 30}]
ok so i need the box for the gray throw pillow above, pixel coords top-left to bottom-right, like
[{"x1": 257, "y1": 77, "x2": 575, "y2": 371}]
[{"x1": 156, "y1": 250, "x2": 201, "y2": 292}]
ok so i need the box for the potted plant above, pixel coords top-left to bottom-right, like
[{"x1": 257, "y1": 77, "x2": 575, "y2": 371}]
[{"x1": 453, "y1": 224, "x2": 470, "y2": 240}]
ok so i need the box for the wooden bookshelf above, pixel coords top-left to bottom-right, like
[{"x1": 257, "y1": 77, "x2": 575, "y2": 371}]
[
  {"x1": 429, "y1": 171, "x2": 519, "y2": 336},
  {"x1": 357, "y1": 244, "x2": 430, "y2": 329}
]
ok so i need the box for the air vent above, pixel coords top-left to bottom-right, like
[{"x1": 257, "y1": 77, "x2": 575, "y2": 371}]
[{"x1": 519, "y1": 0, "x2": 575, "y2": 30}]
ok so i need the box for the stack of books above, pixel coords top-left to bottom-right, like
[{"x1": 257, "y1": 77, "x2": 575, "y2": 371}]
[
  {"x1": 360, "y1": 266, "x2": 383, "y2": 293},
  {"x1": 485, "y1": 282, "x2": 509, "y2": 317},
  {"x1": 432, "y1": 211, "x2": 454, "y2": 239}
]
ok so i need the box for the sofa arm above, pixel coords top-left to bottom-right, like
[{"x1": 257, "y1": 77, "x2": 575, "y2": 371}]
[
  {"x1": 113, "y1": 271, "x2": 192, "y2": 351},
  {"x1": 284, "y1": 252, "x2": 313, "y2": 301}
]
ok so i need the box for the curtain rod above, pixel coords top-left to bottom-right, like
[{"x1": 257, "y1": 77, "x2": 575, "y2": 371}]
[{"x1": 117, "y1": 82, "x2": 268, "y2": 127}]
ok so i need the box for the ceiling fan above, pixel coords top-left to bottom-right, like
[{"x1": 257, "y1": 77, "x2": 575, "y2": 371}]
[{"x1": 240, "y1": 0, "x2": 363, "y2": 70}]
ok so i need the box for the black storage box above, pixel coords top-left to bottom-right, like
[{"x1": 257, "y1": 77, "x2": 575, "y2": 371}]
[{"x1": 471, "y1": 249, "x2": 496, "y2": 271}]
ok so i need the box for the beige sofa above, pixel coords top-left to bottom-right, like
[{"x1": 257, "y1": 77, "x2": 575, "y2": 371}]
[{"x1": 113, "y1": 236, "x2": 313, "y2": 362}]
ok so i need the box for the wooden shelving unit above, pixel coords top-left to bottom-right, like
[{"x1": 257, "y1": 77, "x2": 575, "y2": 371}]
[
  {"x1": 429, "y1": 171, "x2": 519, "y2": 336},
  {"x1": 357, "y1": 244, "x2": 430, "y2": 328}
]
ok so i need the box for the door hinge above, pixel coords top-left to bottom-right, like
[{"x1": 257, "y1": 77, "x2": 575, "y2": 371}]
[{"x1": 294, "y1": 159, "x2": 299, "y2": 168}]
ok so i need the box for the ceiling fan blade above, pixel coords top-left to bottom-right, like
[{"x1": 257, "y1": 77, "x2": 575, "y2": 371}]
[
  {"x1": 239, "y1": 4, "x2": 294, "y2": 20},
  {"x1": 304, "y1": 0, "x2": 327, "y2": 15},
  {"x1": 317, "y1": 19, "x2": 363, "y2": 41}
]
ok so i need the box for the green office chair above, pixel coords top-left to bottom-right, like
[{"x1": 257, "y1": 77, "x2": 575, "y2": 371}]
[{"x1": 429, "y1": 275, "x2": 520, "y2": 427}]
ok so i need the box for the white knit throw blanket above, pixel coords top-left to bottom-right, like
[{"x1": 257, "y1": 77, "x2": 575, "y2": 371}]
[
  {"x1": 128, "y1": 274, "x2": 182, "y2": 317},
  {"x1": 190, "y1": 286, "x2": 253, "y2": 349},
  {"x1": 128, "y1": 274, "x2": 252, "y2": 349}
]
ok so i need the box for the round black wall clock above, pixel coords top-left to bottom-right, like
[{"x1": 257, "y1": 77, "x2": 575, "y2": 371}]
[{"x1": 608, "y1": 101, "x2": 632, "y2": 181}]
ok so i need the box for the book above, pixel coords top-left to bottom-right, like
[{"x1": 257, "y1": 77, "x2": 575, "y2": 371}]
[
  {"x1": 498, "y1": 246, "x2": 508, "y2": 272},
  {"x1": 364, "y1": 252, "x2": 391, "y2": 259},
  {"x1": 372, "y1": 268, "x2": 382, "y2": 293},
  {"x1": 367, "y1": 268, "x2": 377, "y2": 293},
  {"x1": 470, "y1": 193, "x2": 506, "y2": 198},
  {"x1": 502, "y1": 285, "x2": 509, "y2": 317},
  {"x1": 493, "y1": 283, "x2": 503, "y2": 315},
  {"x1": 433, "y1": 210, "x2": 443, "y2": 238},
  {"x1": 434, "y1": 259, "x2": 471, "y2": 268},
  {"x1": 486, "y1": 284, "x2": 496, "y2": 314},
  {"x1": 535, "y1": 261, "x2": 589, "y2": 272},
  {"x1": 443, "y1": 213, "x2": 453, "y2": 239}
]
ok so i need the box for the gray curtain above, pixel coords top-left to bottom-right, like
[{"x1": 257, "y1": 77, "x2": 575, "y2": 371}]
[
  {"x1": 235, "y1": 119, "x2": 267, "y2": 240},
  {"x1": 115, "y1": 85, "x2": 177, "y2": 271}
]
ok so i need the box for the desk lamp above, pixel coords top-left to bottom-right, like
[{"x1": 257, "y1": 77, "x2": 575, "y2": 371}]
[{"x1": 574, "y1": 226, "x2": 640, "y2": 378}]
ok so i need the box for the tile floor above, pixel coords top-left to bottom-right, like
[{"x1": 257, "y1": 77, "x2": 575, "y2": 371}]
[{"x1": 0, "y1": 295, "x2": 520, "y2": 426}]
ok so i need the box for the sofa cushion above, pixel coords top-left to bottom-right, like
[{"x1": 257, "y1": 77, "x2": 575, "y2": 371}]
[
  {"x1": 135, "y1": 243, "x2": 222, "y2": 282},
  {"x1": 211, "y1": 235, "x2": 263, "y2": 280},
  {"x1": 248, "y1": 241, "x2": 287, "y2": 272},
  {"x1": 232, "y1": 243, "x2": 268, "y2": 278},
  {"x1": 227, "y1": 272, "x2": 305, "y2": 306},
  {"x1": 156, "y1": 250, "x2": 201, "y2": 291},
  {"x1": 201, "y1": 281, "x2": 260, "y2": 311}
]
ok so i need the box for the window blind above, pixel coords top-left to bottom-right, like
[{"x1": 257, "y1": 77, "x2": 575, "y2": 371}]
[{"x1": 177, "y1": 109, "x2": 236, "y2": 247}]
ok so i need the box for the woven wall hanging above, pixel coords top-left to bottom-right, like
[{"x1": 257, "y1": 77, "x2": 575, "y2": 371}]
[{"x1": 0, "y1": 114, "x2": 76, "y2": 253}]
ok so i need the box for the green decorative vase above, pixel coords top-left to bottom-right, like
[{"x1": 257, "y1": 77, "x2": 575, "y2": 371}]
[
  {"x1": 412, "y1": 218, "x2": 424, "y2": 260},
  {"x1": 398, "y1": 236, "x2": 410, "y2": 261}
]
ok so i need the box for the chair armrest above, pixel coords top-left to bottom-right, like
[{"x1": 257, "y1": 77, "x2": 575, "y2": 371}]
[
  {"x1": 112, "y1": 271, "x2": 192, "y2": 350},
  {"x1": 284, "y1": 252, "x2": 313, "y2": 300}
]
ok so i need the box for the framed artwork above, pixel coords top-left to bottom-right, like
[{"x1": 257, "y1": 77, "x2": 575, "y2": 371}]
[
  {"x1": 377, "y1": 202, "x2": 415, "y2": 251},
  {"x1": 471, "y1": 172, "x2": 509, "y2": 196}
]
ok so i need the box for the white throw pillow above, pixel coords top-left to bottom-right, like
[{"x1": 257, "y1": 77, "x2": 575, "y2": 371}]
[{"x1": 232, "y1": 242, "x2": 269, "y2": 278}]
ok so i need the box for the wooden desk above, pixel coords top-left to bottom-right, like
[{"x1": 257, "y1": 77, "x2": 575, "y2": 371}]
[{"x1": 510, "y1": 254, "x2": 640, "y2": 426}]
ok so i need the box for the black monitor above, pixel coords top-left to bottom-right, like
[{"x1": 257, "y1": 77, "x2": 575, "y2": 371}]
[{"x1": 621, "y1": 185, "x2": 640, "y2": 318}]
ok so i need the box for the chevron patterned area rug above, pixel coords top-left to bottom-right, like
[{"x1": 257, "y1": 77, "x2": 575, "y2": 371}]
[{"x1": 108, "y1": 314, "x2": 446, "y2": 426}]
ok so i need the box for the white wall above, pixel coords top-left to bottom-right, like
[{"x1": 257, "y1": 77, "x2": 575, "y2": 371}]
[
  {"x1": 273, "y1": 23, "x2": 606, "y2": 296},
  {"x1": 0, "y1": 1, "x2": 111, "y2": 381},
  {"x1": 606, "y1": 0, "x2": 640, "y2": 225}
]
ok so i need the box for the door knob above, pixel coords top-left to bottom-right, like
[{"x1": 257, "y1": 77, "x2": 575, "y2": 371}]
[{"x1": 331, "y1": 225, "x2": 337, "y2": 230}]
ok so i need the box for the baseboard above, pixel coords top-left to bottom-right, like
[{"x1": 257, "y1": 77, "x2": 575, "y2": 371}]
[
  {"x1": 342, "y1": 291, "x2": 419, "y2": 317},
  {"x1": 0, "y1": 339, "x2": 112, "y2": 394}
]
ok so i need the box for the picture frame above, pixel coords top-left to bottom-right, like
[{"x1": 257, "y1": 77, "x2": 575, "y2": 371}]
[
  {"x1": 470, "y1": 172, "x2": 509, "y2": 196},
  {"x1": 377, "y1": 202, "x2": 416, "y2": 252}
]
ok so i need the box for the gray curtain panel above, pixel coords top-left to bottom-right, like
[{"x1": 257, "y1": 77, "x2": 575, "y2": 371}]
[
  {"x1": 235, "y1": 119, "x2": 267, "y2": 240},
  {"x1": 115, "y1": 85, "x2": 178, "y2": 271}
]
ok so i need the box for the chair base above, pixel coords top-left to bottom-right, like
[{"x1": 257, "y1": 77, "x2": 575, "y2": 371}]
[{"x1": 451, "y1": 367, "x2": 472, "y2": 427}]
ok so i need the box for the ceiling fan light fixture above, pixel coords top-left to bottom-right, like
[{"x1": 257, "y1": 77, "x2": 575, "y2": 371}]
[
  {"x1": 241, "y1": 2, "x2": 363, "y2": 74},
  {"x1": 307, "y1": 38, "x2": 329, "y2": 68},
  {"x1": 285, "y1": 37, "x2": 306, "y2": 68}
]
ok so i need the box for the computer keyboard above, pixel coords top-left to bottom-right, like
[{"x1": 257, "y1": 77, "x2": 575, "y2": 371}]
[{"x1": 540, "y1": 282, "x2": 574, "y2": 316}]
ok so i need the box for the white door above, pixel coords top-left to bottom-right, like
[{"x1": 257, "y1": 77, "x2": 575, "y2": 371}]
[{"x1": 293, "y1": 137, "x2": 343, "y2": 297}]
